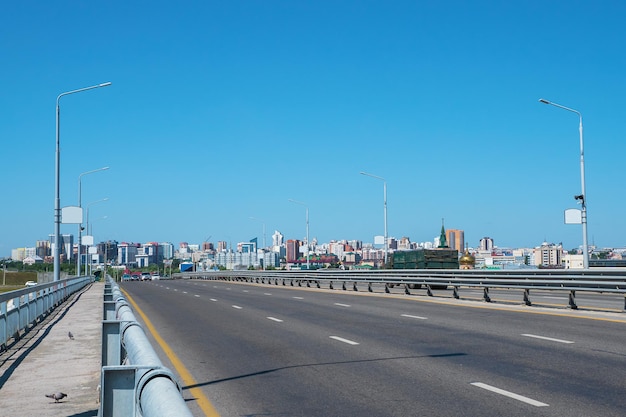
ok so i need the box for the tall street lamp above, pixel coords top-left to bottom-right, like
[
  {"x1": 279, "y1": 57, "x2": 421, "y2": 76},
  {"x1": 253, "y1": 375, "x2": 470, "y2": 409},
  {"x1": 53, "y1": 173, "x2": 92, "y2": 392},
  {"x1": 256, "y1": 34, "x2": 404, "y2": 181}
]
[
  {"x1": 85, "y1": 197, "x2": 109, "y2": 275},
  {"x1": 288, "y1": 199, "x2": 309, "y2": 270},
  {"x1": 360, "y1": 172, "x2": 388, "y2": 266},
  {"x1": 54, "y1": 82, "x2": 111, "y2": 281},
  {"x1": 539, "y1": 98, "x2": 589, "y2": 269},
  {"x1": 77, "y1": 166, "x2": 109, "y2": 276}
]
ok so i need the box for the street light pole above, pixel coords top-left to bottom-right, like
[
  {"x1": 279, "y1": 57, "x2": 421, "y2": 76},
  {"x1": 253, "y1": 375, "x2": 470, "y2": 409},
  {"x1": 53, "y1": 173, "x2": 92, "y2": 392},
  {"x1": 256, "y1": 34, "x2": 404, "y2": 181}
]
[
  {"x1": 77, "y1": 166, "x2": 109, "y2": 277},
  {"x1": 360, "y1": 172, "x2": 388, "y2": 267},
  {"x1": 54, "y1": 82, "x2": 111, "y2": 281},
  {"x1": 85, "y1": 197, "x2": 109, "y2": 275},
  {"x1": 539, "y1": 98, "x2": 589, "y2": 269},
  {"x1": 288, "y1": 199, "x2": 309, "y2": 270}
]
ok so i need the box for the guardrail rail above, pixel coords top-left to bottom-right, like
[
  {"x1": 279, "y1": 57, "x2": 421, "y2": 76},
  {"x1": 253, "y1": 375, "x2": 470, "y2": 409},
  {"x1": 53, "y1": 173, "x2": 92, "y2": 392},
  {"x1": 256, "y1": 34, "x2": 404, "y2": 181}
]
[
  {"x1": 101, "y1": 277, "x2": 193, "y2": 417},
  {"x1": 176, "y1": 269, "x2": 626, "y2": 310},
  {"x1": 0, "y1": 276, "x2": 93, "y2": 351}
]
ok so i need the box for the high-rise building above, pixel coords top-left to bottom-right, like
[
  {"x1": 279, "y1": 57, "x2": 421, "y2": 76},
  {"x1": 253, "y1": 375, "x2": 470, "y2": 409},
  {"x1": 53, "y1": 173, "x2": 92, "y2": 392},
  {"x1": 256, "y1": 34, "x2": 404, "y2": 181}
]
[
  {"x1": 446, "y1": 229, "x2": 464, "y2": 252},
  {"x1": 480, "y1": 237, "x2": 494, "y2": 251},
  {"x1": 286, "y1": 239, "x2": 300, "y2": 262},
  {"x1": 272, "y1": 230, "x2": 284, "y2": 247}
]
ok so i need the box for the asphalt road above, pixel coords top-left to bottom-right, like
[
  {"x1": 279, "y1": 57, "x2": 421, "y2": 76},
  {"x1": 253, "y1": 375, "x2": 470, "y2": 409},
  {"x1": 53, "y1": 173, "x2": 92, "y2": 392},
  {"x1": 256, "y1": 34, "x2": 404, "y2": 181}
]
[{"x1": 122, "y1": 279, "x2": 626, "y2": 417}]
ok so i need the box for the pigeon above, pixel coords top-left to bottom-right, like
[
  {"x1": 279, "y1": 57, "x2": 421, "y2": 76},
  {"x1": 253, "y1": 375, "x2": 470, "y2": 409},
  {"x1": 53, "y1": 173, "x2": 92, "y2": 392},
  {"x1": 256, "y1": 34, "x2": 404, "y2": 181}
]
[
  {"x1": 45, "y1": 392, "x2": 67, "y2": 403},
  {"x1": 68, "y1": 331, "x2": 74, "y2": 340}
]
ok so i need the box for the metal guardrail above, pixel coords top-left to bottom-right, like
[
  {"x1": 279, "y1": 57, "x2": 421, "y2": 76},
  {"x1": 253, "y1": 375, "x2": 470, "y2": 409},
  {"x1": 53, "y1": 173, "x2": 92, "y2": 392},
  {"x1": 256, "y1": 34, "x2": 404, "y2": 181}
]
[
  {"x1": 0, "y1": 276, "x2": 93, "y2": 351},
  {"x1": 176, "y1": 269, "x2": 626, "y2": 310},
  {"x1": 101, "y1": 277, "x2": 193, "y2": 417}
]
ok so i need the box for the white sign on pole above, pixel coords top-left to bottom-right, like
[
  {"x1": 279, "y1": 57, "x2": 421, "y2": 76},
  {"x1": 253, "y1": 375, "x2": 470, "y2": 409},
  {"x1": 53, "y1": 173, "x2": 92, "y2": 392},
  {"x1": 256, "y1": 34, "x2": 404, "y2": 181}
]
[
  {"x1": 564, "y1": 208, "x2": 582, "y2": 224},
  {"x1": 61, "y1": 206, "x2": 83, "y2": 224},
  {"x1": 374, "y1": 235, "x2": 385, "y2": 245},
  {"x1": 82, "y1": 235, "x2": 94, "y2": 245},
  {"x1": 88, "y1": 246, "x2": 98, "y2": 254}
]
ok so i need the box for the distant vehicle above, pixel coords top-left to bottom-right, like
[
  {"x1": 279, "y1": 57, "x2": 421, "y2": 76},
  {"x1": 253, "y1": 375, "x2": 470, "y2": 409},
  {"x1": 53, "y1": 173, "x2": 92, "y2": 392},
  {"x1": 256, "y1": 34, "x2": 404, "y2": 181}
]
[
  {"x1": 24, "y1": 281, "x2": 37, "y2": 287},
  {"x1": 122, "y1": 274, "x2": 131, "y2": 281},
  {"x1": 140, "y1": 272, "x2": 151, "y2": 281},
  {"x1": 131, "y1": 273, "x2": 141, "y2": 281},
  {"x1": 151, "y1": 272, "x2": 160, "y2": 280}
]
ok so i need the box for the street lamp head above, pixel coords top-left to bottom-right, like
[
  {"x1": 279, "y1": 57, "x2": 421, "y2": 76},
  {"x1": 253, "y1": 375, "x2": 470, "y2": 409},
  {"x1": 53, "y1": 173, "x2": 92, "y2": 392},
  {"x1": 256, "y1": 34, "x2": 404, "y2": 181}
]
[
  {"x1": 538, "y1": 98, "x2": 550, "y2": 105},
  {"x1": 99, "y1": 82, "x2": 112, "y2": 87}
]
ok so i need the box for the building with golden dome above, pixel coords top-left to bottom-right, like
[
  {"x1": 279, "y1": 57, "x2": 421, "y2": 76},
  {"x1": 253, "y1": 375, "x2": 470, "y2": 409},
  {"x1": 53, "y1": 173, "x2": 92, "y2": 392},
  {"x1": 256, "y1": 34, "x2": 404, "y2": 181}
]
[{"x1": 459, "y1": 249, "x2": 476, "y2": 269}]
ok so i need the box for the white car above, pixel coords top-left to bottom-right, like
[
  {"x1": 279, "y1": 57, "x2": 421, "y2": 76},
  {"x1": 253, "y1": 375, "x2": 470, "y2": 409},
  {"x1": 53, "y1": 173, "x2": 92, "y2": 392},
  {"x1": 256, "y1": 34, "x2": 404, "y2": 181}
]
[{"x1": 24, "y1": 281, "x2": 37, "y2": 287}]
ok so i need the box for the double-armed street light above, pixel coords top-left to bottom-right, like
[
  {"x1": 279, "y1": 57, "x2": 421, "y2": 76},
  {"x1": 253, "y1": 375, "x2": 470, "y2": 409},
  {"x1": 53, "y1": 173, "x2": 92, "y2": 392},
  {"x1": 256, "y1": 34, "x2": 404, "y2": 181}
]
[
  {"x1": 539, "y1": 98, "x2": 589, "y2": 269},
  {"x1": 288, "y1": 199, "x2": 310, "y2": 270},
  {"x1": 360, "y1": 172, "x2": 388, "y2": 266},
  {"x1": 54, "y1": 82, "x2": 111, "y2": 281},
  {"x1": 77, "y1": 166, "x2": 109, "y2": 276}
]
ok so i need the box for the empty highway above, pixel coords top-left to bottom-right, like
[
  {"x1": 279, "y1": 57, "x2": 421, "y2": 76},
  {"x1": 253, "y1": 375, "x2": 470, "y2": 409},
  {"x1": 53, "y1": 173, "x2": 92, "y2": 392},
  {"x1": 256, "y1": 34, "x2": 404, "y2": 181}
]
[{"x1": 121, "y1": 279, "x2": 626, "y2": 417}]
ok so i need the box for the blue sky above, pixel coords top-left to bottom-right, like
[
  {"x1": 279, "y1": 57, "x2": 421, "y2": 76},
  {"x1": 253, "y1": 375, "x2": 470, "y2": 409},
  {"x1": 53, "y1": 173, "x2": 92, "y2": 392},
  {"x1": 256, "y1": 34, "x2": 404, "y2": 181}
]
[{"x1": 2, "y1": 1, "x2": 626, "y2": 256}]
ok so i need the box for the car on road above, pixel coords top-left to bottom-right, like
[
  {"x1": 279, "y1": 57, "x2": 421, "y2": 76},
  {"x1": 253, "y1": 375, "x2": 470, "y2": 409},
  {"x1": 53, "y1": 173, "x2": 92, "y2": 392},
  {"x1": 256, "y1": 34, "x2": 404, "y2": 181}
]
[
  {"x1": 140, "y1": 272, "x2": 151, "y2": 281},
  {"x1": 24, "y1": 280, "x2": 37, "y2": 287},
  {"x1": 151, "y1": 272, "x2": 160, "y2": 280},
  {"x1": 131, "y1": 273, "x2": 141, "y2": 281},
  {"x1": 122, "y1": 274, "x2": 131, "y2": 281}
]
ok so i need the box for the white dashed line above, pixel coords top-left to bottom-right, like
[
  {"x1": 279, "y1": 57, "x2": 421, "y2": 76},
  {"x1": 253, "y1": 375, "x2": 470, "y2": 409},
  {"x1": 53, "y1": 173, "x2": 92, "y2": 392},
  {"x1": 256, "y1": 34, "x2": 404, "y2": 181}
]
[
  {"x1": 194, "y1": 294, "x2": 200, "y2": 297},
  {"x1": 471, "y1": 382, "x2": 548, "y2": 407},
  {"x1": 209, "y1": 298, "x2": 217, "y2": 302},
  {"x1": 264, "y1": 293, "x2": 272, "y2": 296},
  {"x1": 334, "y1": 303, "x2": 351, "y2": 307},
  {"x1": 232, "y1": 305, "x2": 243, "y2": 309},
  {"x1": 401, "y1": 314, "x2": 428, "y2": 320},
  {"x1": 521, "y1": 334, "x2": 574, "y2": 344},
  {"x1": 267, "y1": 317, "x2": 283, "y2": 322},
  {"x1": 330, "y1": 336, "x2": 359, "y2": 345},
  {"x1": 293, "y1": 296, "x2": 304, "y2": 300}
]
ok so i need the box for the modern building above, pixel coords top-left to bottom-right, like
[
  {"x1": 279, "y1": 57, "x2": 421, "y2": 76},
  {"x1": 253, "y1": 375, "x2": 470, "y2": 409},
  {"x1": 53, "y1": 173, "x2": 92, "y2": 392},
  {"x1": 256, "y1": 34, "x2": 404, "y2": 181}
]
[
  {"x1": 480, "y1": 237, "x2": 494, "y2": 252},
  {"x1": 446, "y1": 229, "x2": 464, "y2": 253},
  {"x1": 533, "y1": 242, "x2": 563, "y2": 268}
]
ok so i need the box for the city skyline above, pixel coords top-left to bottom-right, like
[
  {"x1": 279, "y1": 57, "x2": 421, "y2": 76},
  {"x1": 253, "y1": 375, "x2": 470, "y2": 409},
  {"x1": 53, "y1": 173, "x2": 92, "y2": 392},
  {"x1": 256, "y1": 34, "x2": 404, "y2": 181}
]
[{"x1": 2, "y1": 2, "x2": 626, "y2": 255}]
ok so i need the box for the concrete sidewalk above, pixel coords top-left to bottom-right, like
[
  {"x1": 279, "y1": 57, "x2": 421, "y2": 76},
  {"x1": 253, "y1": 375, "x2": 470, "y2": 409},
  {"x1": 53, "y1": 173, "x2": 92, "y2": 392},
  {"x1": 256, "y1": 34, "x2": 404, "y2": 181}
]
[{"x1": 0, "y1": 281, "x2": 104, "y2": 417}]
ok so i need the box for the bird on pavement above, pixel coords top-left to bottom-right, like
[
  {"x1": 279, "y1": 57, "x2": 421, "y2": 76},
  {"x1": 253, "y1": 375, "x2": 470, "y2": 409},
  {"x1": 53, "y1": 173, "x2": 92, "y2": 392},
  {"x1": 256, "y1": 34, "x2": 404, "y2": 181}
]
[
  {"x1": 45, "y1": 392, "x2": 67, "y2": 403},
  {"x1": 68, "y1": 331, "x2": 74, "y2": 340}
]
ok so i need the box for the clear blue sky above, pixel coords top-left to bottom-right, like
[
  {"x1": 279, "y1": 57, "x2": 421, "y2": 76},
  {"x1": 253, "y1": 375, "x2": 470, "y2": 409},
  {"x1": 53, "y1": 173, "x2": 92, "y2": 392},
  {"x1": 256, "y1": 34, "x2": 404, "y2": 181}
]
[{"x1": 2, "y1": 1, "x2": 626, "y2": 256}]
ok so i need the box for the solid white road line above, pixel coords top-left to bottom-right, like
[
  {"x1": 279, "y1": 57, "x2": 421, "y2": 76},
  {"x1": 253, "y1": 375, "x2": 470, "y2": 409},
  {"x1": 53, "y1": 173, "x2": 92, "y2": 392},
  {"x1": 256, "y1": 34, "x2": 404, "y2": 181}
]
[
  {"x1": 471, "y1": 382, "x2": 549, "y2": 407},
  {"x1": 232, "y1": 305, "x2": 243, "y2": 309},
  {"x1": 521, "y1": 334, "x2": 574, "y2": 344},
  {"x1": 329, "y1": 336, "x2": 359, "y2": 345},
  {"x1": 401, "y1": 314, "x2": 428, "y2": 320},
  {"x1": 267, "y1": 317, "x2": 283, "y2": 322},
  {"x1": 334, "y1": 303, "x2": 351, "y2": 307}
]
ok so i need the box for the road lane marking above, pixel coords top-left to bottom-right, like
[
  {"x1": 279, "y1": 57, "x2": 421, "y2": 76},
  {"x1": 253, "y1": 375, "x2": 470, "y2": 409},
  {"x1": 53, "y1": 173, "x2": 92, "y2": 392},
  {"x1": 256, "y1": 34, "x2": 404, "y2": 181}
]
[
  {"x1": 210, "y1": 298, "x2": 217, "y2": 302},
  {"x1": 232, "y1": 305, "x2": 243, "y2": 309},
  {"x1": 121, "y1": 288, "x2": 221, "y2": 417},
  {"x1": 267, "y1": 317, "x2": 283, "y2": 322},
  {"x1": 521, "y1": 334, "x2": 574, "y2": 344},
  {"x1": 264, "y1": 293, "x2": 272, "y2": 296},
  {"x1": 330, "y1": 336, "x2": 359, "y2": 345},
  {"x1": 471, "y1": 382, "x2": 548, "y2": 407},
  {"x1": 183, "y1": 291, "x2": 188, "y2": 294},
  {"x1": 334, "y1": 303, "x2": 351, "y2": 307},
  {"x1": 401, "y1": 314, "x2": 428, "y2": 320},
  {"x1": 194, "y1": 294, "x2": 200, "y2": 297},
  {"x1": 293, "y1": 296, "x2": 304, "y2": 300},
  {"x1": 243, "y1": 290, "x2": 249, "y2": 293}
]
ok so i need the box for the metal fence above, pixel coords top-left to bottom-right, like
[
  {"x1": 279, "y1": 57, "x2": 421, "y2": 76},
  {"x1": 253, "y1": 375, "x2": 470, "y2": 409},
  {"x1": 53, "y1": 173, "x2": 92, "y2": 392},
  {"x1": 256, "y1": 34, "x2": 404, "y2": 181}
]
[
  {"x1": 176, "y1": 268, "x2": 626, "y2": 310},
  {"x1": 100, "y1": 278, "x2": 193, "y2": 417},
  {"x1": 0, "y1": 276, "x2": 93, "y2": 351}
]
